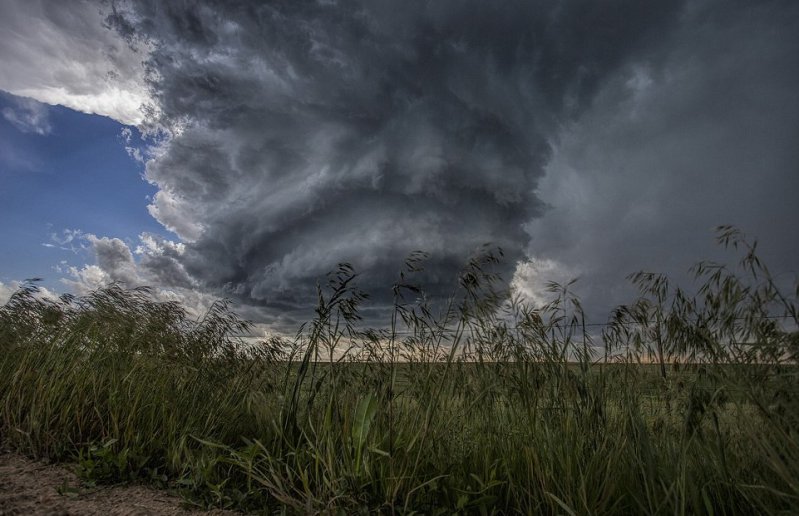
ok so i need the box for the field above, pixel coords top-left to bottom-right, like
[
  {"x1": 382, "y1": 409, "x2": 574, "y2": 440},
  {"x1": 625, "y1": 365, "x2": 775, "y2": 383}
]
[{"x1": 1, "y1": 229, "x2": 797, "y2": 514}]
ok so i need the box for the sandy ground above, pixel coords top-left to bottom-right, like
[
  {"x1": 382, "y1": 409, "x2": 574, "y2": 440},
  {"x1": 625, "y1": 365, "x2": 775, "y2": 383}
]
[{"x1": 0, "y1": 451, "x2": 237, "y2": 516}]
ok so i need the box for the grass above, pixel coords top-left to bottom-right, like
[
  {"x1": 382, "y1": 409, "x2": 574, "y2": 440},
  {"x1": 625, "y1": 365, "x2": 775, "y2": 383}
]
[{"x1": 0, "y1": 226, "x2": 797, "y2": 514}]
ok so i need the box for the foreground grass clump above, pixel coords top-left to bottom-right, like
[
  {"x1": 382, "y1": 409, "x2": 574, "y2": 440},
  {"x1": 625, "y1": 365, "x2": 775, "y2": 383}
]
[{"x1": 1, "y1": 227, "x2": 797, "y2": 514}]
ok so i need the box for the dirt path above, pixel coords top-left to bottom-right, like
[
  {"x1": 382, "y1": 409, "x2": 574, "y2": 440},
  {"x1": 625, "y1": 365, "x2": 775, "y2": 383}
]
[{"x1": 0, "y1": 451, "x2": 236, "y2": 516}]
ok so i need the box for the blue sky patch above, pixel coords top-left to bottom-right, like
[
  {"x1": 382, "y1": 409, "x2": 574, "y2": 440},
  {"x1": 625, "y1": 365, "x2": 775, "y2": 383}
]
[{"x1": 0, "y1": 92, "x2": 169, "y2": 290}]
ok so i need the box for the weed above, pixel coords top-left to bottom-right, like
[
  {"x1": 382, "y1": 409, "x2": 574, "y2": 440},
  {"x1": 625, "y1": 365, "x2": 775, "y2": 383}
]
[{"x1": 0, "y1": 227, "x2": 797, "y2": 513}]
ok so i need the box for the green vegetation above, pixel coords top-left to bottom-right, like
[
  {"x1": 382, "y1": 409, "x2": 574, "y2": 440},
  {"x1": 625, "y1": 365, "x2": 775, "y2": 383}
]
[{"x1": 1, "y1": 227, "x2": 797, "y2": 514}]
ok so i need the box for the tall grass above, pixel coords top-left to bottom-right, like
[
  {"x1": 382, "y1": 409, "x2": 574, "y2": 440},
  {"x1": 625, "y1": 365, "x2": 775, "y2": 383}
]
[{"x1": 1, "y1": 226, "x2": 797, "y2": 514}]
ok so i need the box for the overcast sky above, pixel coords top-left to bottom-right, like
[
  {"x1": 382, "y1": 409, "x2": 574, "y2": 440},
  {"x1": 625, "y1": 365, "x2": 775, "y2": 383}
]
[{"x1": 1, "y1": 0, "x2": 797, "y2": 332}]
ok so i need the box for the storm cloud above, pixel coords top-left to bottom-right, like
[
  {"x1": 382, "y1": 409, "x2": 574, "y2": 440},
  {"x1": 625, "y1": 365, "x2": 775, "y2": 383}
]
[
  {"x1": 101, "y1": 0, "x2": 715, "y2": 327},
  {"x1": 0, "y1": 0, "x2": 793, "y2": 330},
  {"x1": 519, "y1": 0, "x2": 799, "y2": 315}
]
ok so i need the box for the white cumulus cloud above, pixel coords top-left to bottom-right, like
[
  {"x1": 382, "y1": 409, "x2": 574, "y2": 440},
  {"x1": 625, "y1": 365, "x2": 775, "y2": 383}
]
[{"x1": 0, "y1": 0, "x2": 152, "y2": 126}]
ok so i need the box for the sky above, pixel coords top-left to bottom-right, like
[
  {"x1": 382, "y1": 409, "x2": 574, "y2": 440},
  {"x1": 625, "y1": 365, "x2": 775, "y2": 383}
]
[{"x1": 0, "y1": 0, "x2": 797, "y2": 333}]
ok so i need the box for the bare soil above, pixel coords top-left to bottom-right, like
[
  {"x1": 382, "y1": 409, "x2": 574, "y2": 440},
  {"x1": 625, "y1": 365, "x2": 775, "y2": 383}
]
[{"x1": 0, "y1": 451, "x2": 237, "y2": 516}]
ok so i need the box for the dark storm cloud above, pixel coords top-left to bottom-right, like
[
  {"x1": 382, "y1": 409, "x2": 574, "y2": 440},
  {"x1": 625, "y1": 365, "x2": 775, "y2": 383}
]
[
  {"x1": 520, "y1": 0, "x2": 799, "y2": 319},
  {"x1": 106, "y1": 0, "x2": 690, "y2": 327}
]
